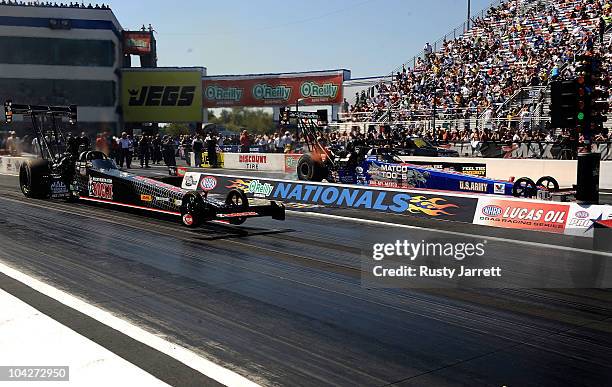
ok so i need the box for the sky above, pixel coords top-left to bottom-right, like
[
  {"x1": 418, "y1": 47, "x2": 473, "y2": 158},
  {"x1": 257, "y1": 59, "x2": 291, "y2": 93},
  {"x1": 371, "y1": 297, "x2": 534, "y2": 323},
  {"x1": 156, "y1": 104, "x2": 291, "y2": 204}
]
[{"x1": 107, "y1": 0, "x2": 493, "y2": 79}]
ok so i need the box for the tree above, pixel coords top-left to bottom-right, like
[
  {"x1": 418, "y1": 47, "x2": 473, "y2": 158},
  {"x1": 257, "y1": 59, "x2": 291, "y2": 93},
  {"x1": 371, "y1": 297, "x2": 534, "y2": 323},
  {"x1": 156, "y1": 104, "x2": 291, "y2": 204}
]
[
  {"x1": 162, "y1": 123, "x2": 190, "y2": 137},
  {"x1": 209, "y1": 107, "x2": 273, "y2": 134}
]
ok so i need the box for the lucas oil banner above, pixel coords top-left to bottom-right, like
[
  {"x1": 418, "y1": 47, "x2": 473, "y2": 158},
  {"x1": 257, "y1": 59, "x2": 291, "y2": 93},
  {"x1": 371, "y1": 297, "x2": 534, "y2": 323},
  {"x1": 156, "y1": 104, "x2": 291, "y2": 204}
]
[
  {"x1": 182, "y1": 173, "x2": 478, "y2": 222},
  {"x1": 202, "y1": 73, "x2": 344, "y2": 108}
]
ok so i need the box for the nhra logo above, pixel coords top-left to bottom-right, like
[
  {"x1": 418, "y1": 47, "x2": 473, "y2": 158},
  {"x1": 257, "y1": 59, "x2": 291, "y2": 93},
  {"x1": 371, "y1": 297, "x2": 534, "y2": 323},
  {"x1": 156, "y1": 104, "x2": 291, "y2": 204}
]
[
  {"x1": 128, "y1": 86, "x2": 195, "y2": 107},
  {"x1": 482, "y1": 205, "x2": 503, "y2": 217},
  {"x1": 200, "y1": 176, "x2": 217, "y2": 191},
  {"x1": 574, "y1": 210, "x2": 589, "y2": 219},
  {"x1": 300, "y1": 81, "x2": 339, "y2": 99},
  {"x1": 205, "y1": 85, "x2": 243, "y2": 102},
  {"x1": 252, "y1": 84, "x2": 291, "y2": 100}
]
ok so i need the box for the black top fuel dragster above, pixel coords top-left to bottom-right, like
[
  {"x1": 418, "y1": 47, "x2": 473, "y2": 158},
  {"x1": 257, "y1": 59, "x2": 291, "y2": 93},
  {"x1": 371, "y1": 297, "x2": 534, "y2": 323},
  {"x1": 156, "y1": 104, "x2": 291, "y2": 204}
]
[{"x1": 5, "y1": 101, "x2": 284, "y2": 227}]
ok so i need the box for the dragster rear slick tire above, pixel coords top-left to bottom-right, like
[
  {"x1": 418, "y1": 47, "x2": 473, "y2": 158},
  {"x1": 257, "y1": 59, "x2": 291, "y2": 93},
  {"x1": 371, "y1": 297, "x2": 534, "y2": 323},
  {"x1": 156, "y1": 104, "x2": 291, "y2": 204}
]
[
  {"x1": 297, "y1": 154, "x2": 327, "y2": 182},
  {"x1": 536, "y1": 176, "x2": 559, "y2": 192},
  {"x1": 512, "y1": 177, "x2": 537, "y2": 198},
  {"x1": 19, "y1": 159, "x2": 51, "y2": 199}
]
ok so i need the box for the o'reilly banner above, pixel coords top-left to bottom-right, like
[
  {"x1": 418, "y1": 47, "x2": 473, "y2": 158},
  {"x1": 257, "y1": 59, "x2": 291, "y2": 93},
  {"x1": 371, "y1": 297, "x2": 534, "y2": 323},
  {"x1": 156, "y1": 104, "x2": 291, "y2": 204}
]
[
  {"x1": 202, "y1": 73, "x2": 344, "y2": 108},
  {"x1": 122, "y1": 69, "x2": 203, "y2": 122}
]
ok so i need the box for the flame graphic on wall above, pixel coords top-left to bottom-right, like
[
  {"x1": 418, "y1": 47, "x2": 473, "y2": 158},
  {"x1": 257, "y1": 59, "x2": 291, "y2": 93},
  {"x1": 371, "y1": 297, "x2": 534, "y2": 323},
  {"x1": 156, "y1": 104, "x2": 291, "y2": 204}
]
[
  {"x1": 408, "y1": 196, "x2": 458, "y2": 216},
  {"x1": 226, "y1": 179, "x2": 251, "y2": 193}
]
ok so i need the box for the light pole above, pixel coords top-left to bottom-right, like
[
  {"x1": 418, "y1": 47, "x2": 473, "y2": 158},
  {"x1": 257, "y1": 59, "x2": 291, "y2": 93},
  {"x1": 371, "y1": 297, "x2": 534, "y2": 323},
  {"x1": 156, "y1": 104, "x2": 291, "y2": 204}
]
[
  {"x1": 295, "y1": 98, "x2": 306, "y2": 139},
  {"x1": 432, "y1": 88, "x2": 443, "y2": 134},
  {"x1": 467, "y1": 0, "x2": 471, "y2": 30}
]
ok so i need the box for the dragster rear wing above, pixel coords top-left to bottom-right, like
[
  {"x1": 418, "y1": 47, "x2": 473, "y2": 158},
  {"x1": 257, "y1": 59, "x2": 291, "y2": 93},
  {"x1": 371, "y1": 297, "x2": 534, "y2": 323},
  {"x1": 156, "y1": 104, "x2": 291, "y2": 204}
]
[{"x1": 4, "y1": 100, "x2": 77, "y2": 124}]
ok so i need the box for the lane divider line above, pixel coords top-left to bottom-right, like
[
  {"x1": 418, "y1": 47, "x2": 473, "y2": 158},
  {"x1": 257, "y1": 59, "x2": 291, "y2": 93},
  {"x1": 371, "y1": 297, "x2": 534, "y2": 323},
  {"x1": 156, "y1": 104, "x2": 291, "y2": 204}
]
[{"x1": 0, "y1": 261, "x2": 261, "y2": 387}]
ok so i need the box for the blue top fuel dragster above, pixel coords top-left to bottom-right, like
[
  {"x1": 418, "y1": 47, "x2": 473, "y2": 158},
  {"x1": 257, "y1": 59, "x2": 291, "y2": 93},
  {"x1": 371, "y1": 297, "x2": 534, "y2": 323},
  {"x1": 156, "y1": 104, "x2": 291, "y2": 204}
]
[{"x1": 290, "y1": 113, "x2": 558, "y2": 198}]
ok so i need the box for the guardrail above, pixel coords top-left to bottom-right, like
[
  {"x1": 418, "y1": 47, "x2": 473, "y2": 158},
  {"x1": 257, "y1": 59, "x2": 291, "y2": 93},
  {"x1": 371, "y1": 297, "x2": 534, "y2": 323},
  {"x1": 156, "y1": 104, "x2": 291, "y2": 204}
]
[
  {"x1": 439, "y1": 142, "x2": 612, "y2": 160},
  {"x1": 181, "y1": 171, "x2": 612, "y2": 237},
  {"x1": 212, "y1": 142, "x2": 612, "y2": 160}
]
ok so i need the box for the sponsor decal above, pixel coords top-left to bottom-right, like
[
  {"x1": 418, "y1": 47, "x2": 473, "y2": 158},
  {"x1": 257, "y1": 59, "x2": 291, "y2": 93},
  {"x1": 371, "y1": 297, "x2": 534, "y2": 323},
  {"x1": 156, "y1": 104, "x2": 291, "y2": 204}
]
[
  {"x1": 182, "y1": 213, "x2": 193, "y2": 226},
  {"x1": 482, "y1": 205, "x2": 503, "y2": 217},
  {"x1": 284, "y1": 154, "x2": 301, "y2": 173},
  {"x1": 202, "y1": 74, "x2": 343, "y2": 108},
  {"x1": 155, "y1": 197, "x2": 171, "y2": 203},
  {"x1": 368, "y1": 163, "x2": 429, "y2": 187},
  {"x1": 239, "y1": 155, "x2": 267, "y2": 163},
  {"x1": 199, "y1": 176, "x2": 217, "y2": 191},
  {"x1": 474, "y1": 199, "x2": 569, "y2": 233},
  {"x1": 50, "y1": 180, "x2": 69, "y2": 198},
  {"x1": 300, "y1": 81, "x2": 338, "y2": 99},
  {"x1": 128, "y1": 86, "x2": 195, "y2": 107},
  {"x1": 174, "y1": 199, "x2": 183, "y2": 206},
  {"x1": 271, "y1": 182, "x2": 457, "y2": 216},
  {"x1": 140, "y1": 194, "x2": 153, "y2": 202},
  {"x1": 226, "y1": 179, "x2": 274, "y2": 198},
  {"x1": 493, "y1": 183, "x2": 505, "y2": 195},
  {"x1": 122, "y1": 31, "x2": 151, "y2": 54},
  {"x1": 227, "y1": 179, "x2": 458, "y2": 216},
  {"x1": 575, "y1": 211, "x2": 589, "y2": 219},
  {"x1": 252, "y1": 84, "x2": 292, "y2": 101},
  {"x1": 184, "y1": 174, "x2": 197, "y2": 187},
  {"x1": 401, "y1": 161, "x2": 487, "y2": 177},
  {"x1": 248, "y1": 180, "x2": 274, "y2": 198},
  {"x1": 459, "y1": 181, "x2": 488, "y2": 192},
  {"x1": 122, "y1": 70, "x2": 202, "y2": 122},
  {"x1": 205, "y1": 85, "x2": 243, "y2": 102},
  {"x1": 88, "y1": 176, "x2": 113, "y2": 200},
  {"x1": 564, "y1": 204, "x2": 612, "y2": 236},
  {"x1": 217, "y1": 211, "x2": 258, "y2": 218}
]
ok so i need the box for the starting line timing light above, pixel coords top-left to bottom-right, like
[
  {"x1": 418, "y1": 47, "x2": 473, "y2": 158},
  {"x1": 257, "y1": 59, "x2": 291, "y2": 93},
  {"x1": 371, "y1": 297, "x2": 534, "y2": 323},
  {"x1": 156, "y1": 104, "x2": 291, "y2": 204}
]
[{"x1": 4, "y1": 101, "x2": 12, "y2": 124}]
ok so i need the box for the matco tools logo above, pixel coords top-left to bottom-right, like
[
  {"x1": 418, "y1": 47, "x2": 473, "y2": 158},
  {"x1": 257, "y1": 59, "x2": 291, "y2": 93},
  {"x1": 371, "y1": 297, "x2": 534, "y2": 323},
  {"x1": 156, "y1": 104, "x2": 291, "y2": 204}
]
[
  {"x1": 205, "y1": 85, "x2": 243, "y2": 102},
  {"x1": 300, "y1": 81, "x2": 339, "y2": 98},
  {"x1": 129, "y1": 86, "x2": 195, "y2": 106},
  {"x1": 252, "y1": 84, "x2": 291, "y2": 100}
]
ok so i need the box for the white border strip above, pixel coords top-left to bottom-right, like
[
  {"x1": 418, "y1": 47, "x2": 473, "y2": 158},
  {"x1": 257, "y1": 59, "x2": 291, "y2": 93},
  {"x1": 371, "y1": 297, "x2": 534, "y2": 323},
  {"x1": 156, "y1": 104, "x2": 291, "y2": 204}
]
[{"x1": 0, "y1": 261, "x2": 260, "y2": 387}]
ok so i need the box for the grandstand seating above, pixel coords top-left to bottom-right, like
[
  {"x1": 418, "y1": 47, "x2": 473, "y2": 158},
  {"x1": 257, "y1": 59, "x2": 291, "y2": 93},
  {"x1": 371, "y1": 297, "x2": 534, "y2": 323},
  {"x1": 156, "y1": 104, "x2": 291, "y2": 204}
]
[{"x1": 349, "y1": 0, "x2": 607, "y2": 127}]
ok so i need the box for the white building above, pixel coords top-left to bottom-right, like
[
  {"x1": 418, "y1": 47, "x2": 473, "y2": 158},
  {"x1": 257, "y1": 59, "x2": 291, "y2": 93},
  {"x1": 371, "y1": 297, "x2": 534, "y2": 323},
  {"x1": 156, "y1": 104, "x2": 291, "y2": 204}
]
[{"x1": 0, "y1": 3, "x2": 122, "y2": 134}]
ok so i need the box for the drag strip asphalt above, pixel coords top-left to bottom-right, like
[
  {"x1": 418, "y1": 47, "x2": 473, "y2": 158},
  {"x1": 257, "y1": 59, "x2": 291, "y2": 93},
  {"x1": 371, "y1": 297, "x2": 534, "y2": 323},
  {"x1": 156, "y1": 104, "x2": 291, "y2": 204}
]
[{"x1": 0, "y1": 174, "x2": 611, "y2": 386}]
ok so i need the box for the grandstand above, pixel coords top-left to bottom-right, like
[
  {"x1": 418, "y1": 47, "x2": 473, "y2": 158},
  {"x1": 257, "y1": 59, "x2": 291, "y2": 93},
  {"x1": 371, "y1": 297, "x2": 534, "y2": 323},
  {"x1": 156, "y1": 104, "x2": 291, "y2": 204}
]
[{"x1": 344, "y1": 0, "x2": 610, "y2": 137}]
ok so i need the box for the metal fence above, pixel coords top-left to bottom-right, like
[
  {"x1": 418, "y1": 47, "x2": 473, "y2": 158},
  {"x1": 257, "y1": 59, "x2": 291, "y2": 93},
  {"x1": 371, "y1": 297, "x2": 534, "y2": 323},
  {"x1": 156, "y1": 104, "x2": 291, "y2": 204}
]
[{"x1": 438, "y1": 141, "x2": 612, "y2": 160}]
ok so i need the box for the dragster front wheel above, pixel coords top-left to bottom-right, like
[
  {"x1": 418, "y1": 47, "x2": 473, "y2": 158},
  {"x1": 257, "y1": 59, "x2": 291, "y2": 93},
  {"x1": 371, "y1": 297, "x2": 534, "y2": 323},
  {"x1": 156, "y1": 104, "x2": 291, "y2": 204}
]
[
  {"x1": 225, "y1": 189, "x2": 248, "y2": 225},
  {"x1": 180, "y1": 191, "x2": 205, "y2": 228}
]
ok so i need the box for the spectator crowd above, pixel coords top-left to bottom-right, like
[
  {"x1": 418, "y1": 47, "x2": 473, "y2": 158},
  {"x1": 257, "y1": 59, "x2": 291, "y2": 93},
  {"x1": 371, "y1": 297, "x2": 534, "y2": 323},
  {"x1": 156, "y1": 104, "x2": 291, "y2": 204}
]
[
  {"x1": 348, "y1": 0, "x2": 612, "y2": 128},
  {"x1": 0, "y1": 1, "x2": 110, "y2": 9}
]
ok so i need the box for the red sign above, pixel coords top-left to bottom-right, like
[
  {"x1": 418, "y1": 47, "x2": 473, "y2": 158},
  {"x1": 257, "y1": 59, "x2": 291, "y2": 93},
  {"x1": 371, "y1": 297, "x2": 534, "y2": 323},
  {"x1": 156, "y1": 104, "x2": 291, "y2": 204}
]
[
  {"x1": 123, "y1": 31, "x2": 152, "y2": 55},
  {"x1": 284, "y1": 154, "x2": 301, "y2": 173},
  {"x1": 203, "y1": 74, "x2": 344, "y2": 107},
  {"x1": 473, "y1": 199, "x2": 569, "y2": 233}
]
